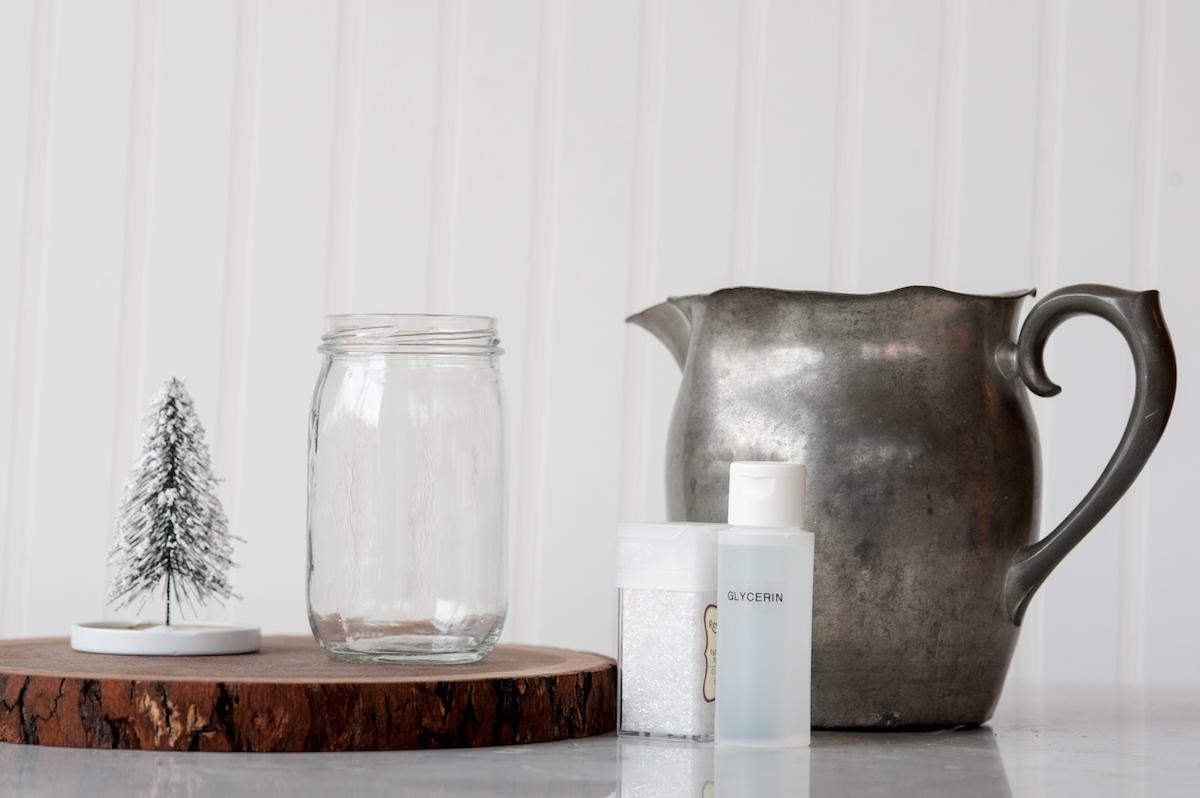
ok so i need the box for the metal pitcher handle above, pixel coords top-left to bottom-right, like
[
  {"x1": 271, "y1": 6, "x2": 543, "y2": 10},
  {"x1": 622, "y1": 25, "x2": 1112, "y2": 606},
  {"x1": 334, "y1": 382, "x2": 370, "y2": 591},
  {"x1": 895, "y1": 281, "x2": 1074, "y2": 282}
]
[{"x1": 1005, "y1": 284, "x2": 1177, "y2": 625}]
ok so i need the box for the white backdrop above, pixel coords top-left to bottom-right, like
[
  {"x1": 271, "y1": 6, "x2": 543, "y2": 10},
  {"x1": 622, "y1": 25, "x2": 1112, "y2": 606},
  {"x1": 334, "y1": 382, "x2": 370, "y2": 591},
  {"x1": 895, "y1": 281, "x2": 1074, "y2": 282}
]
[{"x1": 1, "y1": 0, "x2": 1197, "y2": 708}]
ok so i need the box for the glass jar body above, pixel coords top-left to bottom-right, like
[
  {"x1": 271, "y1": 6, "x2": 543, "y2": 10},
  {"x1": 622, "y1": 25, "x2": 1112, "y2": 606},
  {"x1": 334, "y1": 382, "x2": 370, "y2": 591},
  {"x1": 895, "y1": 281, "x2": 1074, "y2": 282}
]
[{"x1": 307, "y1": 316, "x2": 506, "y2": 664}]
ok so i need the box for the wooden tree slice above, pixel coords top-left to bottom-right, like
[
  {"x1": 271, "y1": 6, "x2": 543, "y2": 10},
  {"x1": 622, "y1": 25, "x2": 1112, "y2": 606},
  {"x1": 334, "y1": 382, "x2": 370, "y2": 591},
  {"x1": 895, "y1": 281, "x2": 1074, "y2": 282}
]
[{"x1": 0, "y1": 636, "x2": 616, "y2": 752}]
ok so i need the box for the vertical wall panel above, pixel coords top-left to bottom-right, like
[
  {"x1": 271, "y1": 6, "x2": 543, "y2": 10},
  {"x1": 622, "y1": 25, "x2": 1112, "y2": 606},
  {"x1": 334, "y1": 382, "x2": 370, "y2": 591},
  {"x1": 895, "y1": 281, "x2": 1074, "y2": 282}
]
[
  {"x1": 0, "y1": 0, "x2": 37, "y2": 636},
  {"x1": 104, "y1": 0, "x2": 160, "y2": 619},
  {"x1": 654, "y1": 0, "x2": 741, "y2": 292},
  {"x1": 107, "y1": 0, "x2": 158, "y2": 560},
  {"x1": 1115, "y1": 0, "x2": 1167, "y2": 688},
  {"x1": 749, "y1": 0, "x2": 841, "y2": 289},
  {"x1": 510, "y1": 0, "x2": 567, "y2": 645},
  {"x1": 948, "y1": 0, "x2": 1041, "y2": 294},
  {"x1": 627, "y1": 0, "x2": 744, "y2": 525},
  {"x1": 1038, "y1": 0, "x2": 1141, "y2": 686},
  {"x1": 108, "y1": 0, "x2": 243, "y2": 625},
  {"x1": 929, "y1": 0, "x2": 965, "y2": 287},
  {"x1": 231, "y1": 0, "x2": 340, "y2": 632},
  {"x1": 20, "y1": 0, "x2": 138, "y2": 634},
  {"x1": 446, "y1": 0, "x2": 540, "y2": 334},
  {"x1": 425, "y1": 0, "x2": 465, "y2": 313},
  {"x1": 1034, "y1": 0, "x2": 1145, "y2": 690},
  {"x1": 728, "y1": 0, "x2": 766, "y2": 286},
  {"x1": 1144, "y1": 0, "x2": 1200, "y2": 687},
  {"x1": 853, "y1": 0, "x2": 942, "y2": 289},
  {"x1": 528, "y1": 0, "x2": 640, "y2": 654},
  {"x1": 213, "y1": 0, "x2": 261, "y2": 629},
  {"x1": 829, "y1": 0, "x2": 865, "y2": 291},
  {"x1": 323, "y1": 0, "x2": 364, "y2": 316},
  {"x1": 619, "y1": 0, "x2": 666, "y2": 526},
  {"x1": 337, "y1": 0, "x2": 441, "y2": 312},
  {"x1": 135, "y1": 1, "x2": 239, "y2": 416}
]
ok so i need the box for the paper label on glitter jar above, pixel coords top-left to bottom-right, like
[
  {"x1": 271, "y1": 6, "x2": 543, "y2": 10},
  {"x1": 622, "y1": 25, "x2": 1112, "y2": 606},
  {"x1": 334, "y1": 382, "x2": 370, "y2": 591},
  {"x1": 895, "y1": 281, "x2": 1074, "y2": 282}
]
[{"x1": 703, "y1": 604, "x2": 717, "y2": 702}]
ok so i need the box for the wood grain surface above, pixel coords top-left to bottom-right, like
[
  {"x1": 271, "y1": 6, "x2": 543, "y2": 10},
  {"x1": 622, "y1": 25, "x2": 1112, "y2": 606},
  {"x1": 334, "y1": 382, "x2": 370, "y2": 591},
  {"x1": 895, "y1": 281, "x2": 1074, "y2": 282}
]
[{"x1": 0, "y1": 636, "x2": 616, "y2": 751}]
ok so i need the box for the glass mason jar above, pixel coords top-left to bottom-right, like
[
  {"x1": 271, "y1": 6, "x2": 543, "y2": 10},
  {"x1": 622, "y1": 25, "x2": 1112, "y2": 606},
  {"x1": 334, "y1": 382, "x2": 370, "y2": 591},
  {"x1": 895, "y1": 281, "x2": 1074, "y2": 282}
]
[{"x1": 307, "y1": 314, "x2": 507, "y2": 664}]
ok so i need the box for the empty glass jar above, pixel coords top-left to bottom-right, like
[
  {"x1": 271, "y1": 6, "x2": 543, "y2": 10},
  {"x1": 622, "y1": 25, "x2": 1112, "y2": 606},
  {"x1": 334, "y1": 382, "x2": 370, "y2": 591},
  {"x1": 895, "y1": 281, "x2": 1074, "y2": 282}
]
[{"x1": 307, "y1": 314, "x2": 507, "y2": 663}]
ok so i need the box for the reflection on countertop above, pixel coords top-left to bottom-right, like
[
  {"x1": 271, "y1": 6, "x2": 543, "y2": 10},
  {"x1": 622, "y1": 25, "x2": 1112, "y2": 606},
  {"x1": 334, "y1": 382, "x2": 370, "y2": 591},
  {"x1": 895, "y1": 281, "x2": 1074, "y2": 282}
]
[{"x1": 1, "y1": 687, "x2": 1197, "y2": 797}]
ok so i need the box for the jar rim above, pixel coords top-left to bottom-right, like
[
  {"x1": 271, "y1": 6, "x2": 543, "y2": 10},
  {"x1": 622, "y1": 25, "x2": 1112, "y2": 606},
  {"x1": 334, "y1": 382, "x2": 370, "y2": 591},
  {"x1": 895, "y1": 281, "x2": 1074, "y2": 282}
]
[{"x1": 320, "y1": 313, "x2": 502, "y2": 356}]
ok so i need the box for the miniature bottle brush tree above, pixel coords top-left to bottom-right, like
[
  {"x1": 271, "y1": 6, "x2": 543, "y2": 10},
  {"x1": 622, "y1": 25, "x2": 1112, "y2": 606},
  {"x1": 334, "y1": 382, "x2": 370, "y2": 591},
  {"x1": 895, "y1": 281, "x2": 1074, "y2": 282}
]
[{"x1": 106, "y1": 377, "x2": 239, "y2": 624}]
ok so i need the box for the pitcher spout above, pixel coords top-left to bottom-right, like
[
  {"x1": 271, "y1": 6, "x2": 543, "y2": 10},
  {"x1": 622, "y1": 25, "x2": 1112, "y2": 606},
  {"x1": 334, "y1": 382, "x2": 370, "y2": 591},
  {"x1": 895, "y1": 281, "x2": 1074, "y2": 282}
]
[{"x1": 626, "y1": 298, "x2": 695, "y2": 370}]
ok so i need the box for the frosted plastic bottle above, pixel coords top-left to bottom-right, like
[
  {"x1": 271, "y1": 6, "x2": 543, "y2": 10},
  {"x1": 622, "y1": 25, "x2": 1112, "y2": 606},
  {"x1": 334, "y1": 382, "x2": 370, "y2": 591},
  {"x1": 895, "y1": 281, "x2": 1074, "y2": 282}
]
[{"x1": 716, "y1": 462, "x2": 815, "y2": 747}]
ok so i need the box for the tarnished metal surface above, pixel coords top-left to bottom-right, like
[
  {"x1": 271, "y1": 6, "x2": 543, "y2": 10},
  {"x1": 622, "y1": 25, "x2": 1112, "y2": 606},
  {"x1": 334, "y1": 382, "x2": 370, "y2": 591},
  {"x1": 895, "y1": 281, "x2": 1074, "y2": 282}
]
[{"x1": 629, "y1": 285, "x2": 1175, "y2": 729}]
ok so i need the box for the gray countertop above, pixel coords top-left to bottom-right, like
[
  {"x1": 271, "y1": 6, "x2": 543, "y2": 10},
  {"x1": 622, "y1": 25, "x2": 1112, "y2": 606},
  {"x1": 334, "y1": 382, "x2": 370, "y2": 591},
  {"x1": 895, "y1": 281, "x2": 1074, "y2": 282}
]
[{"x1": 2, "y1": 687, "x2": 1197, "y2": 796}]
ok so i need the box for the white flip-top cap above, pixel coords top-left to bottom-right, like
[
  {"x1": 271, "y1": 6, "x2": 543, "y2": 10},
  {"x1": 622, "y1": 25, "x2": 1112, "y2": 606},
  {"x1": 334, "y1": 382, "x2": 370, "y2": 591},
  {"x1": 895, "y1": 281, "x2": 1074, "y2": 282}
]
[
  {"x1": 617, "y1": 522, "x2": 721, "y2": 592},
  {"x1": 727, "y1": 461, "x2": 807, "y2": 528}
]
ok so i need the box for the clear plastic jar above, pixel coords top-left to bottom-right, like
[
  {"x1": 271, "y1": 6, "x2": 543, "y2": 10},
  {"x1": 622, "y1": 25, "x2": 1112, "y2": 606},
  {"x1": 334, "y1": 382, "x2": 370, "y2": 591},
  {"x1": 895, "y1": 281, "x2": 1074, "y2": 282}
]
[{"x1": 307, "y1": 314, "x2": 507, "y2": 664}]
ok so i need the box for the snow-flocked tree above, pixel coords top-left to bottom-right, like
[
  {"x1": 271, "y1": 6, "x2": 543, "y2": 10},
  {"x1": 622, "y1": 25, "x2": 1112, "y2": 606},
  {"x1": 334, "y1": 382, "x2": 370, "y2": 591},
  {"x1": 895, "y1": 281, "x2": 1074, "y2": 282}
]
[{"x1": 107, "y1": 378, "x2": 239, "y2": 625}]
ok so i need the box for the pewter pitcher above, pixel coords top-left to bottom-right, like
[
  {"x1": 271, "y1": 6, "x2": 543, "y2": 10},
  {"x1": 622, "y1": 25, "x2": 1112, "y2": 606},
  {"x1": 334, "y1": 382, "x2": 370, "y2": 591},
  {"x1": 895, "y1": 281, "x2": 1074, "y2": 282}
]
[{"x1": 629, "y1": 285, "x2": 1175, "y2": 729}]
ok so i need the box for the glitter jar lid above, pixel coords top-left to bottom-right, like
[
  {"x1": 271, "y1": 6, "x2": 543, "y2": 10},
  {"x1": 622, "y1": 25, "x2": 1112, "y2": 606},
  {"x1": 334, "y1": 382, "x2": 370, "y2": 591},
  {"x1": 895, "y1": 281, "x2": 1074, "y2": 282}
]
[{"x1": 617, "y1": 523, "x2": 721, "y2": 592}]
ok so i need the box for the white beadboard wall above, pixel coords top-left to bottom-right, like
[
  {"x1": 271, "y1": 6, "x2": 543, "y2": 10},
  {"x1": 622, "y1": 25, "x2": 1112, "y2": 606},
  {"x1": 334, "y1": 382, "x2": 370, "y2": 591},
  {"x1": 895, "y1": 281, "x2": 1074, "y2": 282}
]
[{"x1": 1, "y1": 0, "x2": 1197, "y2": 705}]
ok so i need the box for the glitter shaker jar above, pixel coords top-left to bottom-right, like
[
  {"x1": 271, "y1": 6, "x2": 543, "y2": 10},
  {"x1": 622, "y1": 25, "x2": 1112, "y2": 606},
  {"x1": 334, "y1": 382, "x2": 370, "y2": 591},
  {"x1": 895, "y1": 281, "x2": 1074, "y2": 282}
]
[{"x1": 616, "y1": 522, "x2": 721, "y2": 740}]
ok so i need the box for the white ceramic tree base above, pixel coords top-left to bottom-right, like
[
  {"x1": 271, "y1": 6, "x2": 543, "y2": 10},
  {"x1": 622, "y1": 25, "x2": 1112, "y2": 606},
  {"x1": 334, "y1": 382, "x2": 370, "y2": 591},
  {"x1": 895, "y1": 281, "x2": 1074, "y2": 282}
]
[{"x1": 70, "y1": 621, "x2": 261, "y2": 656}]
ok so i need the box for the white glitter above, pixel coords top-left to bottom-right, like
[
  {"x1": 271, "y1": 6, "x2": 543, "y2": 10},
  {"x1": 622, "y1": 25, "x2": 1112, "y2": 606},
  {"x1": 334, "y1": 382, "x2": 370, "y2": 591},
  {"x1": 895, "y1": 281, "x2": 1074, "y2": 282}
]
[{"x1": 619, "y1": 587, "x2": 716, "y2": 740}]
